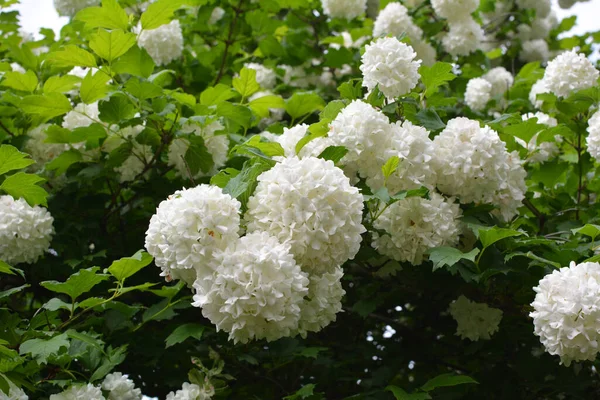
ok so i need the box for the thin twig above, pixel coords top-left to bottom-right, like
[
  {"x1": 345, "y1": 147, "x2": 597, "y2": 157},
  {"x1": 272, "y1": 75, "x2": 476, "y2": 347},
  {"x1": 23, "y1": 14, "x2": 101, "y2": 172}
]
[
  {"x1": 522, "y1": 198, "x2": 546, "y2": 234},
  {"x1": 0, "y1": 120, "x2": 15, "y2": 137},
  {"x1": 213, "y1": 0, "x2": 245, "y2": 85}
]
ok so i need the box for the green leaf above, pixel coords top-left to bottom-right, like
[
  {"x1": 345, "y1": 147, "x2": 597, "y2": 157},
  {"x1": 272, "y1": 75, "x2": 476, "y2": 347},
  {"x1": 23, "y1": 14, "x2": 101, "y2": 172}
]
[
  {"x1": 386, "y1": 386, "x2": 431, "y2": 400},
  {"x1": 124, "y1": 78, "x2": 163, "y2": 100},
  {"x1": 0, "y1": 70, "x2": 38, "y2": 92},
  {"x1": 90, "y1": 345, "x2": 127, "y2": 382},
  {"x1": 416, "y1": 109, "x2": 445, "y2": 131},
  {"x1": 140, "y1": 0, "x2": 186, "y2": 30},
  {"x1": 318, "y1": 146, "x2": 347, "y2": 164},
  {"x1": 295, "y1": 126, "x2": 327, "y2": 155},
  {"x1": 184, "y1": 136, "x2": 214, "y2": 176},
  {"x1": 98, "y1": 94, "x2": 136, "y2": 123},
  {"x1": 108, "y1": 250, "x2": 153, "y2": 282},
  {"x1": 112, "y1": 46, "x2": 155, "y2": 78},
  {"x1": 419, "y1": 62, "x2": 456, "y2": 97},
  {"x1": 0, "y1": 145, "x2": 35, "y2": 175},
  {"x1": 233, "y1": 135, "x2": 285, "y2": 158},
  {"x1": 43, "y1": 75, "x2": 81, "y2": 94},
  {"x1": 338, "y1": 79, "x2": 363, "y2": 100},
  {"x1": 0, "y1": 284, "x2": 29, "y2": 300},
  {"x1": 420, "y1": 373, "x2": 478, "y2": 392},
  {"x1": 223, "y1": 158, "x2": 272, "y2": 210},
  {"x1": 0, "y1": 172, "x2": 48, "y2": 207},
  {"x1": 21, "y1": 93, "x2": 72, "y2": 119},
  {"x1": 233, "y1": 67, "x2": 260, "y2": 99},
  {"x1": 428, "y1": 247, "x2": 480, "y2": 271},
  {"x1": 43, "y1": 297, "x2": 74, "y2": 311},
  {"x1": 74, "y1": 0, "x2": 129, "y2": 31},
  {"x1": 89, "y1": 29, "x2": 137, "y2": 63},
  {"x1": 572, "y1": 224, "x2": 600, "y2": 241},
  {"x1": 249, "y1": 95, "x2": 285, "y2": 118},
  {"x1": 284, "y1": 384, "x2": 317, "y2": 400},
  {"x1": 200, "y1": 84, "x2": 237, "y2": 106},
  {"x1": 210, "y1": 168, "x2": 240, "y2": 188},
  {"x1": 382, "y1": 155, "x2": 400, "y2": 180},
  {"x1": 45, "y1": 150, "x2": 83, "y2": 175},
  {"x1": 286, "y1": 92, "x2": 325, "y2": 120},
  {"x1": 320, "y1": 100, "x2": 346, "y2": 122},
  {"x1": 46, "y1": 45, "x2": 98, "y2": 68},
  {"x1": 19, "y1": 333, "x2": 70, "y2": 364},
  {"x1": 80, "y1": 69, "x2": 112, "y2": 104},
  {"x1": 217, "y1": 102, "x2": 253, "y2": 131},
  {"x1": 165, "y1": 323, "x2": 205, "y2": 348},
  {"x1": 40, "y1": 267, "x2": 109, "y2": 301},
  {"x1": 479, "y1": 227, "x2": 525, "y2": 249},
  {"x1": 297, "y1": 347, "x2": 328, "y2": 359},
  {"x1": 0, "y1": 260, "x2": 14, "y2": 275}
]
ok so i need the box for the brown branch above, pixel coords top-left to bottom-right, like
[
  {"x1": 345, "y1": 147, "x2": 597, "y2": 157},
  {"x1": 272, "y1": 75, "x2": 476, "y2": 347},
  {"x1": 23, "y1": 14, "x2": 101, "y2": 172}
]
[
  {"x1": 522, "y1": 198, "x2": 546, "y2": 234},
  {"x1": 213, "y1": 0, "x2": 245, "y2": 86},
  {"x1": 0, "y1": 120, "x2": 15, "y2": 137}
]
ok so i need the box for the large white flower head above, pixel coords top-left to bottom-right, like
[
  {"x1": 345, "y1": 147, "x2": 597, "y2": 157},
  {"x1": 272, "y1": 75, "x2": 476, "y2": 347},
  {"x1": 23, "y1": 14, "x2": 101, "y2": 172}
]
[
  {"x1": 101, "y1": 372, "x2": 142, "y2": 400},
  {"x1": 449, "y1": 295, "x2": 503, "y2": 341},
  {"x1": 166, "y1": 382, "x2": 214, "y2": 400},
  {"x1": 483, "y1": 67, "x2": 514, "y2": 98},
  {"x1": 530, "y1": 261, "x2": 600, "y2": 366},
  {"x1": 49, "y1": 384, "x2": 104, "y2": 400},
  {"x1": 244, "y1": 63, "x2": 276, "y2": 90},
  {"x1": 529, "y1": 78, "x2": 549, "y2": 109},
  {"x1": 294, "y1": 267, "x2": 345, "y2": 338},
  {"x1": 137, "y1": 20, "x2": 183, "y2": 66},
  {"x1": 520, "y1": 39, "x2": 550, "y2": 63},
  {"x1": 270, "y1": 124, "x2": 309, "y2": 157},
  {"x1": 144, "y1": 185, "x2": 241, "y2": 286},
  {"x1": 587, "y1": 110, "x2": 600, "y2": 162},
  {"x1": 62, "y1": 102, "x2": 99, "y2": 130},
  {"x1": 433, "y1": 117, "x2": 527, "y2": 221},
  {"x1": 372, "y1": 3, "x2": 423, "y2": 41},
  {"x1": 321, "y1": 0, "x2": 367, "y2": 20},
  {"x1": 0, "y1": 196, "x2": 54, "y2": 265},
  {"x1": 193, "y1": 232, "x2": 309, "y2": 343},
  {"x1": 441, "y1": 18, "x2": 484, "y2": 56},
  {"x1": 516, "y1": 0, "x2": 551, "y2": 18},
  {"x1": 412, "y1": 40, "x2": 437, "y2": 67},
  {"x1": 543, "y1": 50, "x2": 599, "y2": 98},
  {"x1": 361, "y1": 37, "x2": 421, "y2": 100},
  {"x1": 0, "y1": 382, "x2": 28, "y2": 400},
  {"x1": 167, "y1": 120, "x2": 228, "y2": 180},
  {"x1": 53, "y1": 0, "x2": 99, "y2": 17},
  {"x1": 516, "y1": 112, "x2": 560, "y2": 164},
  {"x1": 24, "y1": 124, "x2": 69, "y2": 169},
  {"x1": 464, "y1": 78, "x2": 492, "y2": 111},
  {"x1": 245, "y1": 157, "x2": 365, "y2": 273},
  {"x1": 431, "y1": 0, "x2": 479, "y2": 22},
  {"x1": 371, "y1": 193, "x2": 462, "y2": 264}
]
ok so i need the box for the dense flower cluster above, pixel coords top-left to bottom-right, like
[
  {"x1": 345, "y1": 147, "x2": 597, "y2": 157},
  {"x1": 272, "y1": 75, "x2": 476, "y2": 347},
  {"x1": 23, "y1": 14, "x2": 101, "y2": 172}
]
[
  {"x1": 464, "y1": 78, "x2": 492, "y2": 111},
  {"x1": 49, "y1": 384, "x2": 104, "y2": 400},
  {"x1": 101, "y1": 372, "x2": 142, "y2": 400},
  {"x1": 53, "y1": 0, "x2": 99, "y2": 17},
  {"x1": 431, "y1": 0, "x2": 479, "y2": 21},
  {"x1": 137, "y1": 20, "x2": 184, "y2": 66},
  {"x1": 24, "y1": 124, "x2": 68, "y2": 169},
  {"x1": 441, "y1": 18, "x2": 484, "y2": 56},
  {"x1": 542, "y1": 50, "x2": 599, "y2": 98},
  {"x1": 166, "y1": 382, "x2": 214, "y2": 400},
  {"x1": 531, "y1": 262, "x2": 600, "y2": 366},
  {"x1": 449, "y1": 296, "x2": 503, "y2": 341},
  {"x1": 587, "y1": 110, "x2": 600, "y2": 162},
  {"x1": 321, "y1": 0, "x2": 367, "y2": 20},
  {"x1": 372, "y1": 3, "x2": 422, "y2": 41}
]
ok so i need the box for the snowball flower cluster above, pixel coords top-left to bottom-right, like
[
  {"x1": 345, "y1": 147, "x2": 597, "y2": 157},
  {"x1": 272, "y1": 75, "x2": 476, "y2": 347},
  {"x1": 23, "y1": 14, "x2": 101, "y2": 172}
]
[
  {"x1": 321, "y1": 0, "x2": 367, "y2": 20},
  {"x1": 53, "y1": 0, "x2": 99, "y2": 17},
  {"x1": 483, "y1": 67, "x2": 514, "y2": 98},
  {"x1": 360, "y1": 37, "x2": 421, "y2": 100},
  {"x1": 372, "y1": 3, "x2": 422, "y2": 41},
  {"x1": 433, "y1": 118, "x2": 527, "y2": 221},
  {"x1": 371, "y1": 193, "x2": 462, "y2": 264},
  {"x1": 543, "y1": 50, "x2": 599, "y2": 98},
  {"x1": 529, "y1": 79, "x2": 549, "y2": 108},
  {"x1": 62, "y1": 102, "x2": 99, "y2": 130},
  {"x1": 464, "y1": 78, "x2": 492, "y2": 111},
  {"x1": 530, "y1": 262, "x2": 600, "y2": 366},
  {"x1": 520, "y1": 39, "x2": 550, "y2": 63},
  {"x1": 137, "y1": 20, "x2": 184, "y2": 66},
  {"x1": 166, "y1": 382, "x2": 214, "y2": 400},
  {"x1": 244, "y1": 63, "x2": 276, "y2": 90},
  {"x1": 586, "y1": 110, "x2": 600, "y2": 162},
  {"x1": 431, "y1": 0, "x2": 479, "y2": 21},
  {"x1": 441, "y1": 19, "x2": 484, "y2": 56},
  {"x1": 145, "y1": 185, "x2": 241, "y2": 286},
  {"x1": 116, "y1": 143, "x2": 154, "y2": 183},
  {"x1": 49, "y1": 384, "x2": 104, "y2": 400},
  {"x1": 193, "y1": 232, "x2": 309, "y2": 343},
  {"x1": 24, "y1": 124, "x2": 68, "y2": 169},
  {"x1": 0, "y1": 382, "x2": 28, "y2": 400},
  {"x1": 245, "y1": 157, "x2": 365, "y2": 273},
  {"x1": 449, "y1": 296, "x2": 503, "y2": 341},
  {"x1": 0, "y1": 196, "x2": 54, "y2": 265},
  {"x1": 516, "y1": 0, "x2": 551, "y2": 18},
  {"x1": 102, "y1": 372, "x2": 142, "y2": 400}
]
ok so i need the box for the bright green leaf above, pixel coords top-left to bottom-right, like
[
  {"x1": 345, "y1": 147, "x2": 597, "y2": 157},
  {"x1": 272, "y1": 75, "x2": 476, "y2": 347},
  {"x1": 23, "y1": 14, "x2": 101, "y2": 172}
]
[
  {"x1": 43, "y1": 75, "x2": 81, "y2": 94},
  {"x1": 140, "y1": 0, "x2": 186, "y2": 30},
  {"x1": 112, "y1": 46, "x2": 156, "y2": 78},
  {"x1": 286, "y1": 92, "x2": 325, "y2": 120},
  {"x1": 45, "y1": 150, "x2": 83, "y2": 175},
  {"x1": 421, "y1": 373, "x2": 478, "y2": 392},
  {"x1": 89, "y1": 29, "x2": 137, "y2": 63},
  {"x1": 428, "y1": 247, "x2": 480, "y2": 271},
  {"x1": 0, "y1": 172, "x2": 48, "y2": 207},
  {"x1": 80, "y1": 69, "x2": 112, "y2": 104},
  {"x1": 572, "y1": 224, "x2": 600, "y2": 241},
  {"x1": 1, "y1": 70, "x2": 38, "y2": 92},
  {"x1": 479, "y1": 227, "x2": 526, "y2": 249},
  {"x1": 165, "y1": 323, "x2": 205, "y2": 348},
  {"x1": 318, "y1": 145, "x2": 347, "y2": 164},
  {"x1": 40, "y1": 267, "x2": 109, "y2": 301},
  {"x1": 382, "y1": 156, "x2": 400, "y2": 180},
  {"x1": 386, "y1": 386, "x2": 431, "y2": 400},
  {"x1": 46, "y1": 45, "x2": 98, "y2": 68},
  {"x1": 233, "y1": 67, "x2": 260, "y2": 99},
  {"x1": 19, "y1": 334, "x2": 70, "y2": 364},
  {"x1": 0, "y1": 145, "x2": 35, "y2": 175},
  {"x1": 249, "y1": 94, "x2": 285, "y2": 118},
  {"x1": 419, "y1": 62, "x2": 456, "y2": 97},
  {"x1": 74, "y1": 0, "x2": 129, "y2": 31},
  {"x1": 21, "y1": 93, "x2": 72, "y2": 119},
  {"x1": 108, "y1": 250, "x2": 153, "y2": 282}
]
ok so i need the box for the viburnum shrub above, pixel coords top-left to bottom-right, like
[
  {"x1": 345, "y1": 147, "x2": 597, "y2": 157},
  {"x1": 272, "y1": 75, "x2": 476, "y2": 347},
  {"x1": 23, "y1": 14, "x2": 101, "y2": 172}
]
[{"x1": 1, "y1": 0, "x2": 600, "y2": 398}]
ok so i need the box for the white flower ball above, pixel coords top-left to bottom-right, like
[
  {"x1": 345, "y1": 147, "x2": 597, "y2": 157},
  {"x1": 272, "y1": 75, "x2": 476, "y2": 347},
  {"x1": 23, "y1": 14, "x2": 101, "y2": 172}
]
[
  {"x1": 531, "y1": 261, "x2": 600, "y2": 366},
  {"x1": 138, "y1": 20, "x2": 183, "y2": 66},
  {"x1": 245, "y1": 157, "x2": 365, "y2": 273},
  {"x1": 24, "y1": 124, "x2": 69, "y2": 169},
  {"x1": 372, "y1": 3, "x2": 423, "y2": 41},
  {"x1": 464, "y1": 78, "x2": 492, "y2": 111},
  {"x1": 516, "y1": 0, "x2": 551, "y2": 18},
  {"x1": 431, "y1": 0, "x2": 479, "y2": 21},
  {"x1": 529, "y1": 79, "x2": 549, "y2": 108},
  {"x1": 166, "y1": 382, "x2": 214, "y2": 400},
  {"x1": 361, "y1": 37, "x2": 421, "y2": 100},
  {"x1": 102, "y1": 372, "x2": 142, "y2": 400},
  {"x1": 144, "y1": 185, "x2": 241, "y2": 286},
  {"x1": 270, "y1": 124, "x2": 309, "y2": 157},
  {"x1": 167, "y1": 120, "x2": 228, "y2": 180},
  {"x1": 449, "y1": 295, "x2": 503, "y2": 341},
  {"x1": 208, "y1": 7, "x2": 225, "y2": 24},
  {"x1": 53, "y1": 0, "x2": 99, "y2": 17},
  {"x1": 192, "y1": 232, "x2": 309, "y2": 344},
  {"x1": 442, "y1": 18, "x2": 484, "y2": 56},
  {"x1": 10, "y1": 63, "x2": 25, "y2": 73},
  {"x1": 520, "y1": 39, "x2": 550, "y2": 63},
  {"x1": 244, "y1": 63, "x2": 276, "y2": 90},
  {"x1": 115, "y1": 143, "x2": 154, "y2": 183},
  {"x1": 321, "y1": 0, "x2": 367, "y2": 20},
  {"x1": 1, "y1": 382, "x2": 28, "y2": 400},
  {"x1": 49, "y1": 384, "x2": 104, "y2": 400},
  {"x1": 543, "y1": 50, "x2": 599, "y2": 98},
  {"x1": 587, "y1": 110, "x2": 600, "y2": 162},
  {"x1": 294, "y1": 267, "x2": 345, "y2": 338},
  {"x1": 62, "y1": 102, "x2": 99, "y2": 130},
  {"x1": 371, "y1": 193, "x2": 462, "y2": 264},
  {"x1": 412, "y1": 40, "x2": 437, "y2": 67},
  {"x1": 0, "y1": 196, "x2": 54, "y2": 265},
  {"x1": 433, "y1": 117, "x2": 527, "y2": 221},
  {"x1": 483, "y1": 67, "x2": 514, "y2": 98}
]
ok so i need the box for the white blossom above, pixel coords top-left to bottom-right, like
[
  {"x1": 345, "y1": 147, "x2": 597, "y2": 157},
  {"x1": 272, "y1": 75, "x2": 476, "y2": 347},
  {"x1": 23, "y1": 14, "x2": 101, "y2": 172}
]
[
  {"x1": 441, "y1": 18, "x2": 484, "y2": 56},
  {"x1": 0, "y1": 196, "x2": 54, "y2": 265},
  {"x1": 531, "y1": 261, "x2": 600, "y2": 366},
  {"x1": 529, "y1": 79, "x2": 550, "y2": 108},
  {"x1": 208, "y1": 7, "x2": 225, "y2": 24},
  {"x1": 102, "y1": 372, "x2": 142, "y2": 400},
  {"x1": 431, "y1": 0, "x2": 479, "y2": 22},
  {"x1": 516, "y1": 0, "x2": 551, "y2": 18},
  {"x1": 412, "y1": 40, "x2": 437, "y2": 67},
  {"x1": 244, "y1": 63, "x2": 276, "y2": 90},
  {"x1": 372, "y1": 3, "x2": 423, "y2": 41},
  {"x1": 115, "y1": 143, "x2": 153, "y2": 183},
  {"x1": 543, "y1": 50, "x2": 599, "y2": 98},
  {"x1": 24, "y1": 124, "x2": 69, "y2": 169},
  {"x1": 144, "y1": 185, "x2": 241, "y2": 286},
  {"x1": 321, "y1": 0, "x2": 367, "y2": 20},
  {"x1": 279, "y1": 64, "x2": 311, "y2": 88},
  {"x1": 371, "y1": 193, "x2": 462, "y2": 264},
  {"x1": 520, "y1": 39, "x2": 550, "y2": 63},
  {"x1": 449, "y1": 295, "x2": 503, "y2": 341},
  {"x1": 53, "y1": 0, "x2": 99, "y2": 17},
  {"x1": 166, "y1": 382, "x2": 214, "y2": 400},
  {"x1": 464, "y1": 78, "x2": 492, "y2": 111},
  {"x1": 587, "y1": 110, "x2": 600, "y2": 162},
  {"x1": 0, "y1": 382, "x2": 28, "y2": 400},
  {"x1": 62, "y1": 102, "x2": 99, "y2": 130},
  {"x1": 49, "y1": 384, "x2": 104, "y2": 400},
  {"x1": 483, "y1": 67, "x2": 514, "y2": 98},
  {"x1": 137, "y1": 20, "x2": 183, "y2": 66},
  {"x1": 245, "y1": 157, "x2": 365, "y2": 273}
]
